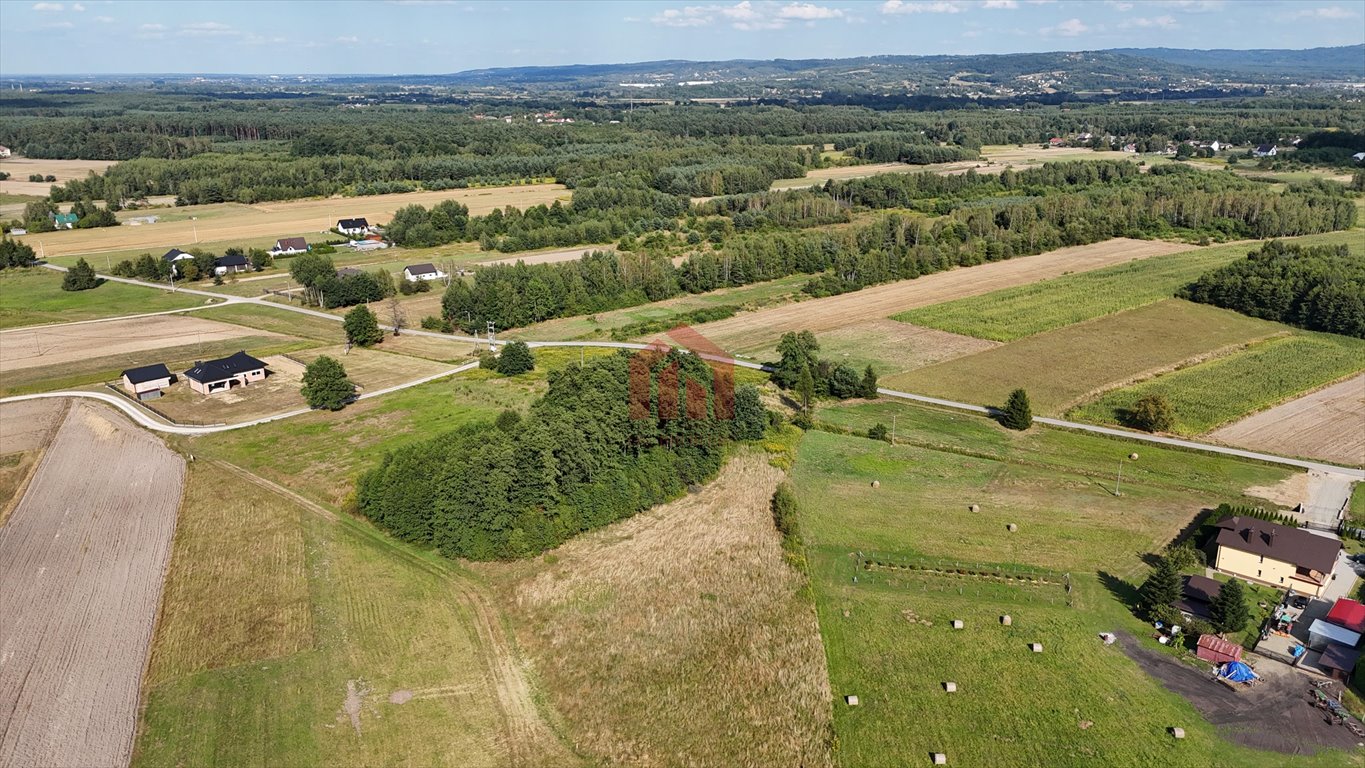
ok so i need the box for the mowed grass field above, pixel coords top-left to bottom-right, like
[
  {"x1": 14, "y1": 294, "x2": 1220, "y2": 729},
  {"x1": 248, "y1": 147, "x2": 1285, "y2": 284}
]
[
  {"x1": 0, "y1": 267, "x2": 215, "y2": 329},
  {"x1": 885, "y1": 300, "x2": 1283, "y2": 414},
  {"x1": 791, "y1": 419, "x2": 1353, "y2": 767},
  {"x1": 896, "y1": 231, "x2": 1363, "y2": 342},
  {"x1": 1069, "y1": 332, "x2": 1365, "y2": 436},
  {"x1": 134, "y1": 463, "x2": 535, "y2": 768}
]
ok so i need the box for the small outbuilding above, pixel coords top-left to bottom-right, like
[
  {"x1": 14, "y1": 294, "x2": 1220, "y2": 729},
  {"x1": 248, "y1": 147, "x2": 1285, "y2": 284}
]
[
  {"x1": 120, "y1": 363, "x2": 173, "y2": 401},
  {"x1": 1308, "y1": 619, "x2": 1362, "y2": 651},
  {"x1": 1175, "y1": 575, "x2": 1223, "y2": 620},
  {"x1": 1195, "y1": 634, "x2": 1243, "y2": 666},
  {"x1": 1319, "y1": 643, "x2": 1362, "y2": 682},
  {"x1": 1325, "y1": 598, "x2": 1365, "y2": 634}
]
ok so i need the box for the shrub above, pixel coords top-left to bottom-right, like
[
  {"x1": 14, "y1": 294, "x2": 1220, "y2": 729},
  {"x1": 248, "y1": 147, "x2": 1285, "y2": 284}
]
[
  {"x1": 61, "y1": 258, "x2": 99, "y2": 291},
  {"x1": 495, "y1": 340, "x2": 535, "y2": 375},
  {"x1": 421, "y1": 315, "x2": 455, "y2": 333},
  {"x1": 1130, "y1": 393, "x2": 1175, "y2": 432},
  {"x1": 771, "y1": 482, "x2": 799, "y2": 540},
  {"x1": 867, "y1": 423, "x2": 889, "y2": 442}
]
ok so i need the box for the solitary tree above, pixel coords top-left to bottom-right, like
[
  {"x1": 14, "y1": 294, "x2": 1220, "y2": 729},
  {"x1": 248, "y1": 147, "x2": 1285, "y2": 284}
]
[
  {"x1": 1000, "y1": 388, "x2": 1033, "y2": 430},
  {"x1": 1138, "y1": 556, "x2": 1181, "y2": 621},
  {"x1": 343, "y1": 305, "x2": 383, "y2": 347},
  {"x1": 860, "y1": 365, "x2": 879, "y2": 399},
  {"x1": 61, "y1": 258, "x2": 99, "y2": 291},
  {"x1": 387, "y1": 295, "x2": 407, "y2": 336},
  {"x1": 796, "y1": 362, "x2": 816, "y2": 419},
  {"x1": 868, "y1": 422, "x2": 889, "y2": 442},
  {"x1": 1130, "y1": 393, "x2": 1175, "y2": 433},
  {"x1": 495, "y1": 340, "x2": 535, "y2": 375},
  {"x1": 301, "y1": 355, "x2": 355, "y2": 411},
  {"x1": 1209, "y1": 578, "x2": 1250, "y2": 634}
]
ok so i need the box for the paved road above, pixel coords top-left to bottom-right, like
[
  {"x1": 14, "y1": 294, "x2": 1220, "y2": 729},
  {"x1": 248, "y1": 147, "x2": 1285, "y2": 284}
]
[{"x1": 7, "y1": 264, "x2": 1362, "y2": 479}]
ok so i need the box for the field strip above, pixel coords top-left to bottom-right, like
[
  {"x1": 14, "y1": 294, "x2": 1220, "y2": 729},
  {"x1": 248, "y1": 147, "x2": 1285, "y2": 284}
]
[
  {"x1": 1208, "y1": 373, "x2": 1365, "y2": 467},
  {"x1": 209, "y1": 459, "x2": 338, "y2": 522},
  {"x1": 690, "y1": 238, "x2": 1199, "y2": 353},
  {"x1": 0, "y1": 314, "x2": 284, "y2": 373},
  {"x1": 0, "y1": 402, "x2": 184, "y2": 768},
  {"x1": 475, "y1": 245, "x2": 615, "y2": 267}
]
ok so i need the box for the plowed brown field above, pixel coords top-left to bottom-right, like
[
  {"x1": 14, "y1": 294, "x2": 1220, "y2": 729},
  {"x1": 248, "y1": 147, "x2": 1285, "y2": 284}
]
[
  {"x1": 691, "y1": 238, "x2": 1199, "y2": 354},
  {"x1": 0, "y1": 402, "x2": 184, "y2": 768},
  {"x1": 0, "y1": 314, "x2": 283, "y2": 373}
]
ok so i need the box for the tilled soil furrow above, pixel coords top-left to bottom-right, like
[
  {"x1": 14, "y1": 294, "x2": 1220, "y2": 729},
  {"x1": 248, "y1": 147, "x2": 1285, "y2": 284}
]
[{"x1": 0, "y1": 402, "x2": 184, "y2": 768}]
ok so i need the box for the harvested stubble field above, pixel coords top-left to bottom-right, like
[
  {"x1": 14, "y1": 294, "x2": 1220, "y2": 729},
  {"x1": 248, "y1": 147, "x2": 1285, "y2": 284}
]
[
  {"x1": 486, "y1": 452, "x2": 832, "y2": 767},
  {"x1": 0, "y1": 402, "x2": 184, "y2": 768},
  {"x1": 16, "y1": 182, "x2": 570, "y2": 259},
  {"x1": 135, "y1": 462, "x2": 568, "y2": 767},
  {"x1": 792, "y1": 424, "x2": 1346, "y2": 767},
  {"x1": 886, "y1": 300, "x2": 1283, "y2": 415},
  {"x1": 690, "y1": 238, "x2": 1198, "y2": 355},
  {"x1": 474, "y1": 244, "x2": 615, "y2": 266},
  {"x1": 0, "y1": 267, "x2": 215, "y2": 330},
  {"x1": 0, "y1": 314, "x2": 286, "y2": 373},
  {"x1": 771, "y1": 318, "x2": 997, "y2": 378},
  {"x1": 1070, "y1": 332, "x2": 1365, "y2": 437},
  {"x1": 0, "y1": 156, "x2": 114, "y2": 196},
  {"x1": 290, "y1": 344, "x2": 454, "y2": 391},
  {"x1": 195, "y1": 302, "x2": 477, "y2": 362},
  {"x1": 894, "y1": 231, "x2": 1362, "y2": 342},
  {"x1": 1209, "y1": 374, "x2": 1365, "y2": 467},
  {"x1": 0, "y1": 399, "x2": 66, "y2": 523}
]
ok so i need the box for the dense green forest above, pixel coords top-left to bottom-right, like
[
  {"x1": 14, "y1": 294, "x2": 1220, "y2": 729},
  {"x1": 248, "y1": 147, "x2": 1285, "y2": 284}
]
[
  {"x1": 437, "y1": 163, "x2": 1356, "y2": 332},
  {"x1": 356, "y1": 349, "x2": 765, "y2": 559},
  {"x1": 1180, "y1": 240, "x2": 1365, "y2": 338}
]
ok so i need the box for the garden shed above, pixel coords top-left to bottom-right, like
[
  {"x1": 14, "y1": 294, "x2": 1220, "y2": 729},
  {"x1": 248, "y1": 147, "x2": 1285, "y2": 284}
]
[{"x1": 1196, "y1": 634, "x2": 1243, "y2": 665}]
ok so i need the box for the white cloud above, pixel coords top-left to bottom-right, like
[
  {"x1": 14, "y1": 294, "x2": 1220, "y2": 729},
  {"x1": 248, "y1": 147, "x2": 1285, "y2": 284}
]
[
  {"x1": 1040, "y1": 17, "x2": 1087, "y2": 36},
  {"x1": 962, "y1": 28, "x2": 982, "y2": 36},
  {"x1": 71, "y1": 2, "x2": 85, "y2": 10},
  {"x1": 1293, "y1": 5, "x2": 1357, "y2": 19},
  {"x1": 179, "y1": 21, "x2": 239, "y2": 37},
  {"x1": 1151, "y1": 0, "x2": 1223, "y2": 10},
  {"x1": 982, "y1": 0, "x2": 1017, "y2": 8},
  {"x1": 336, "y1": 35, "x2": 361, "y2": 44},
  {"x1": 31, "y1": 2, "x2": 64, "y2": 10},
  {"x1": 779, "y1": 2, "x2": 843, "y2": 19},
  {"x1": 42, "y1": 20, "x2": 74, "y2": 28},
  {"x1": 136, "y1": 22, "x2": 164, "y2": 39},
  {"x1": 1120, "y1": 14, "x2": 1177, "y2": 28},
  {"x1": 881, "y1": 1, "x2": 963, "y2": 14},
  {"x1": 94, "y1": 14, "x2": 112, "y2": 22},
  {"x1": 1106, "y1": 1, "x2": 1134, "y2": 10},
  {"x1": 651, "y1": 1, "x2": 844, "y2": 29}
]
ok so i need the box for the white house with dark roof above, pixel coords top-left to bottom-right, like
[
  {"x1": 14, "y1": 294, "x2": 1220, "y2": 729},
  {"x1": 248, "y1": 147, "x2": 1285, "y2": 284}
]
[
  {"x1": 269, "y1": 237, "x2": 309, "y2": 256},
  {"x1": 214, "y1": 253, "x2": 250, "y2": 275},
  {"x1": 403, "y1": 263, "x2": 447, "y2": 282},
  {"x1": 1254, "y1": 144, "x2": 1278, "y2": 158},
  {"x1": 184, "y1": 351, "x2": 268, "y2": 395},
  {"x1": 120, "y1": 363, "x2": 173, "y2": 401},
  {"x1": 336, "y1": 218, "x2": 372, "y2": 237}
]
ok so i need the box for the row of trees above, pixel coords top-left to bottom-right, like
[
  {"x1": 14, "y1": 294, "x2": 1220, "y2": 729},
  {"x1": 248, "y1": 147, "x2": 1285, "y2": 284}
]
[
  {"x1": 1179, "y1": 240, "x2": 1365, "y2": 339},
  {"x1": 355, "y1": 350, "x2": 768, "y2": 560},
  {"x1": 110, "y1": 247, "x2": 273, "y2": 283},
  {"x1": 0, "y1": 238, "x2": 35, "y2": 269},
  {"x1": 769, "y1": 331, "x2": 879, "y2": 424}
]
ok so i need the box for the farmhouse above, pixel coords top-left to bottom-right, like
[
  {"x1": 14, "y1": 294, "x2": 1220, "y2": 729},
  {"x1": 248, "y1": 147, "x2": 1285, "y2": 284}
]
[
  {"x1": 403, "y1": 263, "x2": 446, "y2": 282},
  {"x1": 1211, "y1": 516, "x2": 1341, "y2": 597},
  {"x1": 120, "y1": 363, "x2": 173, "y2": 401},
  {"x1": 1352, "y1": 152, "x2": 1365, "y2": 163},
  {"x1": 269, "y1": 236, "x2": 309, "y2": 256},
  {"x1": 1174, "y1": 574, "x2": 1223, "y2": 620},
  {"x1": 51, "y1": 212, "x2": 78, "y2": 230},
  {"x1": 0, "y1": 145, "x2": 10, "y2": 158},
  {"x1": 214, "y1": 253, "x2": 250, "y2": 275},
  {"x1": 162, "y1": 248, "x2": 196, "y2": 276},
  {"x1": 336, "y1": 217, "x2": 372, "y2": 236},
  {"x1": 1254, "y1": 144, "x2": 1278, "y2": 158},
  {"x1": 183, "y1": 351, "x2": 268, "y2": 395}
]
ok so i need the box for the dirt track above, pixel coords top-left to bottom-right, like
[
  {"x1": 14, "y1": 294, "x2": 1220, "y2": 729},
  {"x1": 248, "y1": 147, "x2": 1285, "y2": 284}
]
[
  {"x1": 1118, "y1": 634, "x2": 1361, "y2": 755},
  {"x1": 1209, "y1": 374, "x2": 1365, "y2": 467},
  {"x1": 0, "y1": 402, "x2": 184, "y2": 768},
  {"x1": 692, "y1": 238, "x2": 1198, "y2": 353},
  {"x1": 0, "y1": 314, "x2": 283, "y2": 373}
]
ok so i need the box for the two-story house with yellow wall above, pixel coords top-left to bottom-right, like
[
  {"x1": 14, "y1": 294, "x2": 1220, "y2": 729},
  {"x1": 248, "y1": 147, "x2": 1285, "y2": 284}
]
[{"x1": 1212, "y1": 516, "x2": 1341, "y2": 598}]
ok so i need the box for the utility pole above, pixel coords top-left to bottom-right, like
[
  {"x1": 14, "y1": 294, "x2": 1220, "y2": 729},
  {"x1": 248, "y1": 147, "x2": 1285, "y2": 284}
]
[
  {"x1": 892, "y1": 413, "x2": 896, "y2": 446},
  {"x1": 1114, "y1": 452, "x2": 1138, "y2": 497}
]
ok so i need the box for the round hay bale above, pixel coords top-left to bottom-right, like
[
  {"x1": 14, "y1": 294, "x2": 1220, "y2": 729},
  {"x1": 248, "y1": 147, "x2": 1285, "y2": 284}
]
[
  {"x1": 1129, "y1": 452, "x2": 1140, "y2": 461},
  {"x1": 1007, "y1": 523, "x2": 1018, "y2": 532},
  {"x1": 871, "y1": 480, "x2": 880, "y2": 488},
  {"x1": 968, "y1": 504, "x2": 980, "y2": 513}
]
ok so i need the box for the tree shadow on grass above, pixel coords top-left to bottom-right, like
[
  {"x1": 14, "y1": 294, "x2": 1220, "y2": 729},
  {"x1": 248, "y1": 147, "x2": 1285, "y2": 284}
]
[{"x1": 1098, "y1": 570, "x2": 1141, "y2": 613}]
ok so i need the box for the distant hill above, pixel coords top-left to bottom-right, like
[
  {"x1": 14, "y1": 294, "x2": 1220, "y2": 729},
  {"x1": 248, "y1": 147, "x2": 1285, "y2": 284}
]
[{"x1": 1111, "y1": 45, "x2": 1365, "y2": 79}]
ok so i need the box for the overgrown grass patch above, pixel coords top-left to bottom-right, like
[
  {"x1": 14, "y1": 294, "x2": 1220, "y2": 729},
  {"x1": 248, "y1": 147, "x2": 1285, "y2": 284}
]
[{"x1": 0, "y1": 267, "x2": 213, "y2": 329}]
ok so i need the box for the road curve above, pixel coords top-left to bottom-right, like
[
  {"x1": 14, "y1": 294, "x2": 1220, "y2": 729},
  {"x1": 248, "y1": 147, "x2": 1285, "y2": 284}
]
[{"x1": 14, "y1": 265, "x2": 1363, "y2": 477}]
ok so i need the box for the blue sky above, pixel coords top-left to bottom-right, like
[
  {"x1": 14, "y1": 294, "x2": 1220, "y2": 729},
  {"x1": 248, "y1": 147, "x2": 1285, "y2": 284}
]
[{"x1": 0, "y1": 0, "x2": 1361, "y2": 75}]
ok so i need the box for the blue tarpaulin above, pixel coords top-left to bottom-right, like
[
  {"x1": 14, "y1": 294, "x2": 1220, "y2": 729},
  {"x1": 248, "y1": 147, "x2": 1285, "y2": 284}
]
[{"x1": 1219, "y1": 661, "x2": 1258, "y2": 683}]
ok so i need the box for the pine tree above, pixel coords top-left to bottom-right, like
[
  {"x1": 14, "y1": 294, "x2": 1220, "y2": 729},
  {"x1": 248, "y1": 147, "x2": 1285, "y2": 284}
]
[
  {"x1": 301, "y1": 355, "x2": 355, "y2": 411},
  {"x1": 796, "y1": 362, "x2": 815, "y2": 418},
  {"x1": 1209, "y1": 578, "x2": 1250, "y2": 634},
  {"x1": 860, "y1": 365, "x2": 879, "y2": 399},
  {"x1": 495, "y1": 341, "x2": 535, "y2": 375},
  {"x1": 1138, "y1": 556, "x2": 1181, "y2": 621},
  {"x1": 1001, "y1": 388, "x2": 1032, "y2": 430},
  {"x1": 61, "y1": 258, "x2": 99, "y2": 291},
  {"x1": 343, "y1": 305, "x2": 383, "y2": 347}
]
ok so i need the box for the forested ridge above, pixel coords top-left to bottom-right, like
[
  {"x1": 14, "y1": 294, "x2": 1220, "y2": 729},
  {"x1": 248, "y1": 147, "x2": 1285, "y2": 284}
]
[
  {"x1": 356, "y1": 349, "x2": 767, "y2": 560},
  {"x1": 1180, "y1": 241, "x2": 1365, "y2": 338}
]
